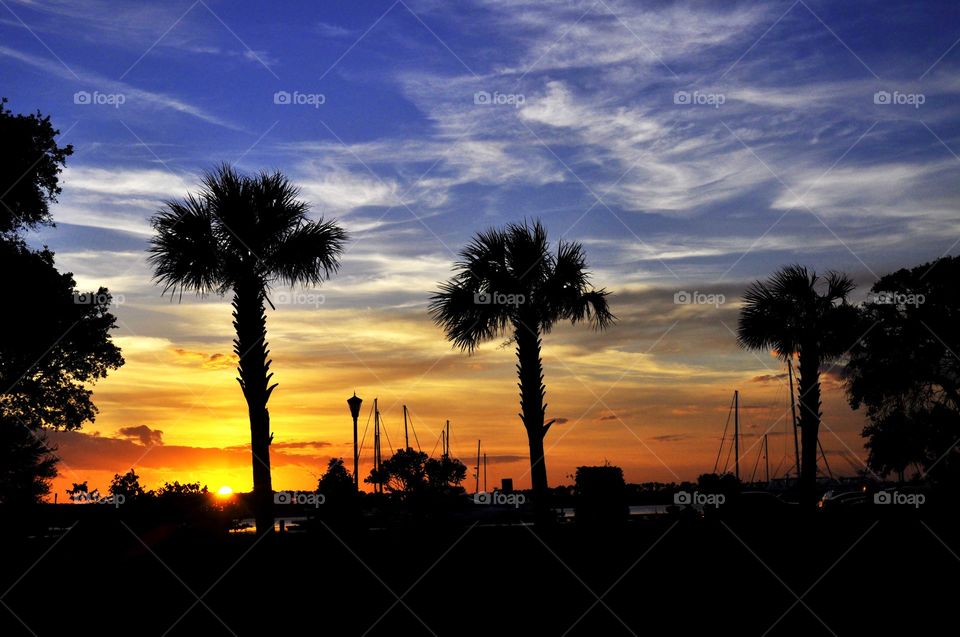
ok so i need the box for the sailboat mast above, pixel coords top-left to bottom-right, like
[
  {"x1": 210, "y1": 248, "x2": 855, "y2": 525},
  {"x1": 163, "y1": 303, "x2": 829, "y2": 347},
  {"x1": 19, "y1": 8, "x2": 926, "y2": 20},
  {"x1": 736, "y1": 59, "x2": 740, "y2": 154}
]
[
  {"x1": 764, "y1": 434, "x2": 770, "y2": 484},
  {"x1": 374, "y1": 398, "x2": 381, "y2": 494},
  {"x1": 475, "y1": 440, "x2": 481, "y2": 494},
  {"x1": 734, "y1": 390, "x2": 740, "y2": 481},
  {"x1": 818, "y1": 438, "x2": 833, "y2": 479},
  {"x1": 788, "y1": 359, "x2": 801, "y2": 479},
  {"x1": 483, "y1": 452, "x2": 487, "y2": 492},
  {"x1": 403, "y1": 404, "x2": 409, "y2": 450}
]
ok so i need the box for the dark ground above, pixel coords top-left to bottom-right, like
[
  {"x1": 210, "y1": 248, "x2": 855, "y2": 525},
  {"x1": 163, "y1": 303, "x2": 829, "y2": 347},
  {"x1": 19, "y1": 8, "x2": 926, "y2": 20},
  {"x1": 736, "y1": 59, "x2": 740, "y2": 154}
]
[{"x1": 0, "y1": 508, "x2": 955, "y2": 636}]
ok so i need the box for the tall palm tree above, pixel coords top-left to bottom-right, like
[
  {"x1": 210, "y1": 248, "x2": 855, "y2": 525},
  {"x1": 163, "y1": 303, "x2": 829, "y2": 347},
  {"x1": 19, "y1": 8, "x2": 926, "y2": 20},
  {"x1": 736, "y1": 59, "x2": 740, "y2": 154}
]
[
  {"x1": 737, "y1": 265, "x2": 857, "y2": 507},
  {"x1": 430, "y1": 220, "x2": 614, "y2": 508},
  {"x1": 149, "y1": 165, "x2": 347, "y2": 534}
]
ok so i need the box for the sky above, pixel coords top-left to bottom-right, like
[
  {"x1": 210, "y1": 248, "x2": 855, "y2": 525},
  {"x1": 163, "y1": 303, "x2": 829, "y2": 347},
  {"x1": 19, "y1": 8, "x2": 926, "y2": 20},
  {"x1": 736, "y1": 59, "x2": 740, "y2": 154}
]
[{"x1": 3, "y1": 0, "x2": 959, "y2": 496}]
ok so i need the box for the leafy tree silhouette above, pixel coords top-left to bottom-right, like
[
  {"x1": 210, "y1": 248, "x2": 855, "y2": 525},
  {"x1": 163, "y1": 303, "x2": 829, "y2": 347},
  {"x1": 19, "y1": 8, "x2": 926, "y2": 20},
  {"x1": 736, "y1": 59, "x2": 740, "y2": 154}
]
[
  {"x1": 373, "y1": 448, "x2": 430, "y2": 494},
  {"x1": 845, "y1": 256, "x2": 960, "y2": 484},
  {"x1": 149, "y1": 165, "x2": 347, "y2": 535},
  {"x1": 1, "y1": 239, "x2": 123, "y2": 431},
  {"x1": 430, "y1": 220, "x2": 613, "y2": 510},
  {"x1": 0, "y1": 423, "x2": 57, "y2": 505},
  {"x1": 574, "y1": 465, "x2": 627, "y2": 525},
  {"x1": 318, "y1": 458, "x2": 355, "y2": 500},
  {"x1": 737, "y1": 265, "x2": 857, "y2": 507},
  {"x1": 155, "y1": 481, "x2": 208, "y2": 497},
  {"x1": 109, "y1": 469, "x2": 147, "y2": 502},
  {"x1": 426, "y1": 455, "x2": 467, "y2": 490},
  {"x1": 365, "y1": 449, "x2": 468, "y2": 497},
  {"x1": 65, "y1": 481, "x2": 100, "y2": 503},
  {"x1": 0, "y1": 100, "x2": 120, "y2": 504},
  {"x1": 0, "y1": 97, "x2": 73, "y2": 234}
]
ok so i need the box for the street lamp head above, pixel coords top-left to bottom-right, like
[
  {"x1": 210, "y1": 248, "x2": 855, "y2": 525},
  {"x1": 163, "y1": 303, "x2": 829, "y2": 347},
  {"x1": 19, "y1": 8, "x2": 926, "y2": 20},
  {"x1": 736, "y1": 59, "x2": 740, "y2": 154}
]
[{"x1": 347, "y1": 392, "x2": 363, "y2": 419}]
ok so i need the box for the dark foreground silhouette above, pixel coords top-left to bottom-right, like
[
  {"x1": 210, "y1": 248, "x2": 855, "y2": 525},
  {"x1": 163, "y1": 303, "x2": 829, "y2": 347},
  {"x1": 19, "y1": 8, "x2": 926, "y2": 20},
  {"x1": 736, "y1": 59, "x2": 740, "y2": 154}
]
[{"x1": 0, "y1": 500, "x2": 956, "y2": 636}]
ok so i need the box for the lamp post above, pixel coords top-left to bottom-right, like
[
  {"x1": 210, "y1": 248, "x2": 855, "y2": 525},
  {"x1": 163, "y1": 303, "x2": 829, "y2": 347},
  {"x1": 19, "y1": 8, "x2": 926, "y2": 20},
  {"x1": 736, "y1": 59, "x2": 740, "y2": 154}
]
[{"x1": 347, "y1": 392, "x2": 363, "y2": 491}]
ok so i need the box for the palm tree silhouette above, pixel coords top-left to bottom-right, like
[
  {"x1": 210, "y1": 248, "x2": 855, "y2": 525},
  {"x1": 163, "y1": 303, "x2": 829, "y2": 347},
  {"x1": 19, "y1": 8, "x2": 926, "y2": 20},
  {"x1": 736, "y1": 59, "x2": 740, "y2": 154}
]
[
  {"x1": 430, "y1": 220, "x2": 613, "y2": 507},
  {"x1": 148, "y1": 165, "x2": 347, "y2": 534},
  {"x1": 737, "y1": 265, "x2": 857, "y2": 507}
]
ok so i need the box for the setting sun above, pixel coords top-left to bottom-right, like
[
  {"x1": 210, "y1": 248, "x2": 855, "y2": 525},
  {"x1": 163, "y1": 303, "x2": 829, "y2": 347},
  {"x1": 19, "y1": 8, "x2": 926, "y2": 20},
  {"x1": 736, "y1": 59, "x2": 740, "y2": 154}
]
[{"x1": 216, "y1": 486, "x2": 234, "y2": 497}]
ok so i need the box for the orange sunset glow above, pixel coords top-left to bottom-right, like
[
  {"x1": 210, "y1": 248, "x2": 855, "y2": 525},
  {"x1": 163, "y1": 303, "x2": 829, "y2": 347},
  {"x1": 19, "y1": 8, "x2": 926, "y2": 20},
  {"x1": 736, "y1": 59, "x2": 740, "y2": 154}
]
[{"x1": 46, "y1": 286, "x2": 866, "y2": 498}]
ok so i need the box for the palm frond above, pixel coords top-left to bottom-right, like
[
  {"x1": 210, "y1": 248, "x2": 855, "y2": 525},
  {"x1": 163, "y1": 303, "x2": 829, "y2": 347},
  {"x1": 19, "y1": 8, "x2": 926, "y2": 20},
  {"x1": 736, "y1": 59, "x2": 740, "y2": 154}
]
[
  {"x1": 148, "y1": 193, "x2": 224, "y2": 296},
  {"x1": 737, "y1": 264, "x2": 857, "y2": 360},
  {"x1": 251, "y1": 170, "x2": 311, "y2": 246},
  {"x1": 570, "y1": 289, "x2": 616, "y2": 330},
  {"x1": 200, "y1": 164, "x2": 262, "y2": 260},
  {"x1": 458, "y1": 226, "x2": 509, "y2": 286},
  {"x1": 267, "y1": 219, "x2": 347, "y2": 287},
  {"x1": 432, "y1": 219, "x2": 614, "y2": 348},
  {"x1": 505, "y1": 219, "x2": 551, "y2": 286},
  {"x1": 823, "y1": 270, "x2": 856, "y2": 302},
  {"x1": 737, "y1": 278, "x2": 793, "y2": 356},
  {"x1": 429, "y1": 281, "x2": 512, "y2": 352},
  {"x1": 541, "y1": 239, "x2": 614, "y2": 330}
]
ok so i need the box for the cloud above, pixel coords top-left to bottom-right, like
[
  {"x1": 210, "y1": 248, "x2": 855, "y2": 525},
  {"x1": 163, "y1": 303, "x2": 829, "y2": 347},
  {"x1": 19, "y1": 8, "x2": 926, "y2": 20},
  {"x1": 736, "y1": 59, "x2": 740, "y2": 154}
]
[
  {"x1": 316, "y1": 21, "x2": 356, "y2": 38},
  {"x1": 284, "y1": 136, "x2": 564, "y2": 216},
  {"x1": 483, "y1": 454, "x2": 528, "y2": 465},
  {"x1": 771, "y1": 161, "x2": 958, "y2": 220},
  {"x1": 2, "y1": 0, "x2": 278, "y2": 71},
  {"x1": 297, "y1": 164, "x2": 402, "y2": 212},
  {"x1": 172, "y1": 348, "x2": 239, "y2": 370},
  {"x1": 232, "y1": 441, "x2": 332, "y2": 451},
  {"x1": 651, "y1": 434, "x2": 690, "y2": 442},
  {"x1": 64, "y1": 167, "x2": 190, "y2": 198},
  {"x1": 486, "y1": 1, "x2": 769, "y2": 74},
  {"x1": 751, "y1": 373, "x2": 788, "y2": 383},
  {"x1": 0, "y1": 45, "x2": 241, "y2": 130},
  {"x1": 117, "y1": 425, "x2": 164, "y2": 446},
  {"x1": 47, "y1": 430, "x2": 334, "y2": 473}
]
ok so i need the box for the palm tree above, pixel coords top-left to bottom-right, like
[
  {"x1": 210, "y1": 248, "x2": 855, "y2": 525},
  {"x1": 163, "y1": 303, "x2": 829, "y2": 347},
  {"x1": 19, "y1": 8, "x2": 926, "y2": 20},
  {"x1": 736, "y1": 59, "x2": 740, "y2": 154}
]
[
  {"x1": 430, "y1": 220, "x2": 614, "y2": 508},
  {"x1": 737, "y1": 265, "x2": 857, "y2": 507},
  {"x1": 149, "y1": 165, "x2": 347, "y2": 535}
]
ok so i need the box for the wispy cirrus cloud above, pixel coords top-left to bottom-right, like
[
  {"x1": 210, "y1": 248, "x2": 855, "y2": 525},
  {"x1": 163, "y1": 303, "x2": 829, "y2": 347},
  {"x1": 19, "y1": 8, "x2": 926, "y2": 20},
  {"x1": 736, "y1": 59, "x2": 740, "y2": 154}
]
[{"x1": 0, "y1": 44, "x2": 242, "y2": 129}]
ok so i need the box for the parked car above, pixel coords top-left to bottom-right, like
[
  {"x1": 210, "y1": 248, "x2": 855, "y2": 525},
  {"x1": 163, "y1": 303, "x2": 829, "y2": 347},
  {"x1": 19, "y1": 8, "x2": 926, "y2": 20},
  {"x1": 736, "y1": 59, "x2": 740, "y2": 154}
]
[{"x1": 818, "y1": 489, "x2": 868, "y2": 511}]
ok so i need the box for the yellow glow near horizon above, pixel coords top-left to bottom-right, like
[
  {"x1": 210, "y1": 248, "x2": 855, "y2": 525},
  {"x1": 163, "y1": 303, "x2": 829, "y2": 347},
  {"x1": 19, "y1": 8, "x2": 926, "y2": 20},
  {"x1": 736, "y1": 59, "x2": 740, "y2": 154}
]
[{"x1": 216, "y1": 485, "x2": 234, "y2": 497}]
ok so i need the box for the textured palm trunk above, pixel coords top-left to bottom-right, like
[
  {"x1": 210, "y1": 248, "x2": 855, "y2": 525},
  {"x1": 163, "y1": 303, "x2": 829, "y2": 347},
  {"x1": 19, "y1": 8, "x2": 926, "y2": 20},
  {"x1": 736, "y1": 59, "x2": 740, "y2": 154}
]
[
  {"x1": 233, "y1": 277, "x2": 276, "y2": 535},
  {"x1": 797, "y1": 349, "x2": 822, "y2": 509},
  {"x1": 514, "y1": 319, "x2": 549, "y2": 516}
]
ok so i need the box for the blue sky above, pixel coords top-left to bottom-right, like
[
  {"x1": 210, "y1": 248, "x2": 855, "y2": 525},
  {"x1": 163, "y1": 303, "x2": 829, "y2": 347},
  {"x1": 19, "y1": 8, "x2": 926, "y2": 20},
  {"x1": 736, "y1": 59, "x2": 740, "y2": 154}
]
[{"x1": 4, "y1": 0, "x2": 960, "y2": 490}]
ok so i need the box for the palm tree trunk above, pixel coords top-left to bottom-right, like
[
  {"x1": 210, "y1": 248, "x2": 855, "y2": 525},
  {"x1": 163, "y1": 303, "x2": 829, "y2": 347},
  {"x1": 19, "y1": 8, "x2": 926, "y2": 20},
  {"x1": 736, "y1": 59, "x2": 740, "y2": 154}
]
[
  {"x1": 514, "y1": 320, "x2": 549, "y2": 512},
  {"x1": 233, "y1": 277, "x2": 275, "y2": 535},
  {"x1": 797, "y1": 350, "x2": 822, "y2": 508}
]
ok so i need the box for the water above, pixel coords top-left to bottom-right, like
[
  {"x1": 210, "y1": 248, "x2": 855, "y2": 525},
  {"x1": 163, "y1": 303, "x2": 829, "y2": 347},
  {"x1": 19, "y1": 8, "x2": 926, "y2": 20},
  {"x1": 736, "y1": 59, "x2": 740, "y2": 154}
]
[{"x1": 556, "y1": 504, "x2": 669, "y2": 518}]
